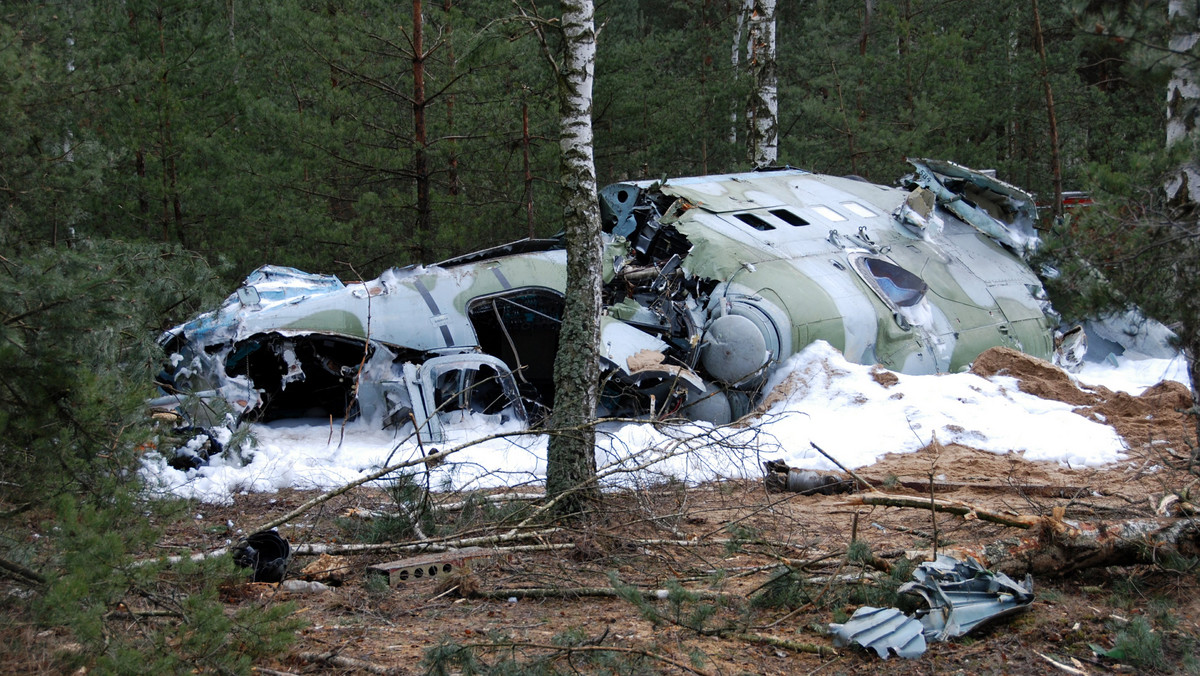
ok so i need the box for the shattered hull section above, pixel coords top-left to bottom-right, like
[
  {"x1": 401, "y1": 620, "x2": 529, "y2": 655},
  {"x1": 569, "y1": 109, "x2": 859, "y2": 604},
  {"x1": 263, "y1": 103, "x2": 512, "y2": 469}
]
[{"x1": 155, "y1": 163, "x2": 1077, "y2": 464}]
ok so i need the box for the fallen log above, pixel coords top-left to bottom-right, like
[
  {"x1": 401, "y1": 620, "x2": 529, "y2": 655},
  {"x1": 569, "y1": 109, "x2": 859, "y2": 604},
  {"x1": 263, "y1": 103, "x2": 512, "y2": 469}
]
[
  {"x1": 841, "y1": 493, "x2": 1200, "y2": 577},
  {"x1": 839, "y1": 493, "x2": 1040, "y2": 529},
  {"x1": 979, "y1": 514, "x2": 1200, "y2": 577},
  {"x1": 296, "y1": 651, "x2": 398, "y2": 675}
]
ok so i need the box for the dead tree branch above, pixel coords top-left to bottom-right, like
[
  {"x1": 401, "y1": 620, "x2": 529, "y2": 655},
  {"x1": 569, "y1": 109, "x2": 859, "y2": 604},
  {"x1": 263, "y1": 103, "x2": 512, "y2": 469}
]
[
  {"x1": 839, "y1": 493, "x2": 1040, "y2": 529},
  {"x1": 296, "y1": 651, "x2": 398, "y2": 675},
  {"x1": 472, "y1": 586, "x2": 735, "y2": 602},
  {"x1": 842, "y1": 494, "x2": 1200, "y2": 577},
  {"x1": 725, "y1": 631, "x2": 838, "y2": 657},
  {"x1": 0, "y1": 557, "x2": 45, "y2": 586}
]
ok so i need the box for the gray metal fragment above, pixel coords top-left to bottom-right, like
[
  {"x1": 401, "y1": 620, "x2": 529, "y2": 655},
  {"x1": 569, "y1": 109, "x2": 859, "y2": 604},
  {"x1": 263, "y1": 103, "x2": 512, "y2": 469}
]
[
  {"x1": 899, "y1": 554, "x2": 1034, "y2": 641},
  {"x1": 761, "y1": 459, "x2": 852, "y2": 494},
  {"x1": 830, "y1": 606, "x2": 927, "y2": 659},
  {"x1": 832, "y1": 555, "x2": 1036, "y2": 659}
]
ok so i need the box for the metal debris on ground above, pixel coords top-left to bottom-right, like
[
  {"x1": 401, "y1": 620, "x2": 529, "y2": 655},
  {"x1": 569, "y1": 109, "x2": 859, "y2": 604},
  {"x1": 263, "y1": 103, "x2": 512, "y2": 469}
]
[
  {"x1": 762, "y1": 459, "x2": 854, "y2": 494},
  {"x1": 901, "y1": 554, "x2": 1035, "y2": 641},
  {"x1": 830, "y1": 554, "x2": 1035, "y2": 658},
  {"x1": 830, "y1": 606, "x2": 927, "y2": 659},
  {"x1": 232, "y1": 530, "x2": 290, "y2": 583}
]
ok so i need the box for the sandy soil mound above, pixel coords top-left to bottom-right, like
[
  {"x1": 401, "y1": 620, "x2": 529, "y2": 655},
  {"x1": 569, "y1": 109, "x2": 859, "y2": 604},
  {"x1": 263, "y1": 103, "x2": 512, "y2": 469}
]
[
  {"x1": 970, "y1": 346, "x2": 1100, "y2": 406},
  {"x1": 971, "y1": 346, "x2": 1196, "y2": 457}
]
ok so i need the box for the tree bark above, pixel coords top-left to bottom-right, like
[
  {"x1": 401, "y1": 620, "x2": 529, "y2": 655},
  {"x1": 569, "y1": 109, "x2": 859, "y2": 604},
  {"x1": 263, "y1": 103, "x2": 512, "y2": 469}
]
[
  {"x1": 745, "y1": 0, "x2": 778, "y2": 168},
  {"x1": 1166, "y1": 1, "x2": 1200, "y2": 412},
  {"x1": 412, "y1": 0, "x2": 431, "y2": 263},
  {"x1": 843, "y1": 494, "x2": 1200, "y2": 578},
  {"x1": 523, "y1": 100, "x2": 535, "y2": 239},
  {"x1": 444, "y1": 0, "x2": 459, "y2": 198},
  {"x1": 729, "y1": 0, "x2": 752, "y2": 145},
  {"x1": 546, "y1": 0, "x2": 603, "y2": 516},
  {"x1": 981, "y1": 516, "x2": 1200, "y2": 578},
  {"x1": 1167, "y1": 0, "x2": 1200, "y2": 208},
  {"x1": 1032, "y1": 0, "x2": 1064, "y2": 219}
]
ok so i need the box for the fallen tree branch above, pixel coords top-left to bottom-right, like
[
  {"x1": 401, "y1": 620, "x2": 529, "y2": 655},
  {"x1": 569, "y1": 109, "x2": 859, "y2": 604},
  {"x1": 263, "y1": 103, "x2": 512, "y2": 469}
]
[
  {"x1": 296, "y1": 651, "x2": 399, "y2": 675},
  {"x1": 888, "y1": 479, "x2": 1099, "y2": 499},
  {"x1": 472, "y1": 586, "x2": 735, "y2": 602},
  {"x1": 462, "y1": 641, "x2": 713, "y2": 676},
  {"x1": 435, "y1": 492, "x2": 544, "y2": 511},
  {"x1": 725, "y1": 631, "x2": 838, "y2": 657},
  {"x1": 292, "y1": 539, "x2": 572, "y2": 557},
  {"x1": 981, "y1": 514, "x2": 1200, "y2": 577},
  {"x1": 251, "y1": 668, "x2": 299, "y2": 676},
  {"x1": 843, "y1": 494, "x2": 1200, "y2": 577},
  {"x1": 1034, "y1": 650, "x2": 1088, "y2": 675},
  {"x1": 839, "y1": 493, "x2": 1040, "y2": 529},
  {"x1": 0, "y1": 556, "x2": 45, "y2": 586}
]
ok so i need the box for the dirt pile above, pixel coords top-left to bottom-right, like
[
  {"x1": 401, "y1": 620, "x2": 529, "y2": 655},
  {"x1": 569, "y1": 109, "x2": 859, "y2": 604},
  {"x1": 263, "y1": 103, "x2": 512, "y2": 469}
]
[{"x1": 971, "y1": 346, "x2": 1196, "y2": 454}]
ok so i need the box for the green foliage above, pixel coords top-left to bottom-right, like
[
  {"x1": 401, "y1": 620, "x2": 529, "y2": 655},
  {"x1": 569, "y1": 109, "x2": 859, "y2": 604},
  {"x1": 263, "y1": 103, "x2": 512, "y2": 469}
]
[
  {"x1": 853, "y1": 555, "x2": 915, "y2": 610},
  {"x1": 87, "y1": 558, "x2": 303, "y2": 675},
  {"x1": 1039, "y1": 135, "x2": 1200, "y2": 400},
  {"x1": 0, "y1": 240, "x2": 303, "y2": 672},
  {"x1": 607, "y1": 571, "x2": 727, "y2": 636},
  {"x1": 752, "y1": 554, "x2": 917, "y2": 613},
  {"x1": 723, "y1": 522, "x2": 760, "y2": 555},
  {"x1": 0, "y1": 1, "x2": 1189, "y2": 666},
  {"x1": 423, "y1": 638, "x2": 487, "y2": 676},
  {"x1": 1092, "y1": 616, "x2": 1167, "y2": 672},
  {"x1": 1, "y1": 0, "x2": 1171, "y2": 283},
  {"x1": 0, "y1": 240, "x2": 221, "y2": 502},
  {"x1": 750, "y1": 566, "x2": 811, "y2": 610},
  {"x1": 364, "y1": 570, "x2": 392, "y2": 597},
  {"x1": 845, "y1": 538, "x2": 872, "y2": 565},
  {"x1": 421, "y1": 629, "x2": 672, "y2": 676},
  {"x1": 363, "y1": 473, "x2": 438, "y2": 543}
]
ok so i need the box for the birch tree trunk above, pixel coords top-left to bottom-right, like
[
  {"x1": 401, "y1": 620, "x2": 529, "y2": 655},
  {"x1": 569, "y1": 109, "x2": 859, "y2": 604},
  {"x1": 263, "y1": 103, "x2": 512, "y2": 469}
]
[
  {"x1": 729, "y1": 0, "x2": 752, "y2": 145},
  {"x1": 1167, "y1": 0, "x2": 1200, "y2": 208},
  {"x1": 546, "y1": 0, "x2": 602, "y2": 515},
  {"x1": 745, "y1": 0, "x2": 778, "y2": 168},
  {"x1": 1166, "y1": 1, "x2": 1200, "y2": 418}
]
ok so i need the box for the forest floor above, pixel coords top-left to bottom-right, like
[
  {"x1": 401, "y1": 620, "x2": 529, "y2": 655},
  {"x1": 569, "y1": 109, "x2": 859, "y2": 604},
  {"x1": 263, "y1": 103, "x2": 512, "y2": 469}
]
[{"x1": 14, "y1": 350, "x2": 1200, "y2": 674}]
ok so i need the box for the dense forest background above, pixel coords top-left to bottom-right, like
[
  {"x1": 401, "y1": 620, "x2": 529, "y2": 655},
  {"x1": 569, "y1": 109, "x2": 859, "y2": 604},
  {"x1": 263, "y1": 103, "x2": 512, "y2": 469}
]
[
  {"x1": 0, "y1": 2, "x2": 1194, "y2": 670},
  {"x1": 1, "y1": 0, "x2": 1169, "y2": 281}
]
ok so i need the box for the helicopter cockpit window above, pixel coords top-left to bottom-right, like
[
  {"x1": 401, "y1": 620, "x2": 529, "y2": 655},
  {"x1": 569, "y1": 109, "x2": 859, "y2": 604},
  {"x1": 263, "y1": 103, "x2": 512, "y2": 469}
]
[{"x1": 857, "y1": 257, "x2": 928, "y2": 307}]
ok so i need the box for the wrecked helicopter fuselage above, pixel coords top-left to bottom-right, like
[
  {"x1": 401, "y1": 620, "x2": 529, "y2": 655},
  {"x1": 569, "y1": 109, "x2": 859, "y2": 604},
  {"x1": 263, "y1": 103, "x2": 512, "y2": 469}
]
[{"x1": 154, "y1": 160, "x2": 1077, "y2": 444}]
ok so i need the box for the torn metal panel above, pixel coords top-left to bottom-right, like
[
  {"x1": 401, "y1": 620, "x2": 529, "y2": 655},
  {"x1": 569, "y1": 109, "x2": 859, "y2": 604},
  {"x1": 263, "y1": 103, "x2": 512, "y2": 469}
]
[
  {"x1": 404, "y1": 354, "x2": 528, "y2": 444},
  {"x1": 899, "y1": 554, "x2": 1035, "y2": 642},
  {"x1": 904, "y1": 159, "x2": 1040, "y2": 254},
  {"x1": 832, "y1": 554, "x2": 1035, "y2": 659},
  {"x1": 830, "y1": 606, "x2": 927, "y2": 659},
  {"x1": 1080, "y1": 309, "x2": 1179, "y2": 362}
]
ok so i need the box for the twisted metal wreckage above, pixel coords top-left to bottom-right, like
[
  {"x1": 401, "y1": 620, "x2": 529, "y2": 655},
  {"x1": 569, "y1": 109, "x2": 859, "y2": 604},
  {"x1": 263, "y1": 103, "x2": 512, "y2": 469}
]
[{"x1": 153, "y1": 160, "x2": 1094, "y2": 462}]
